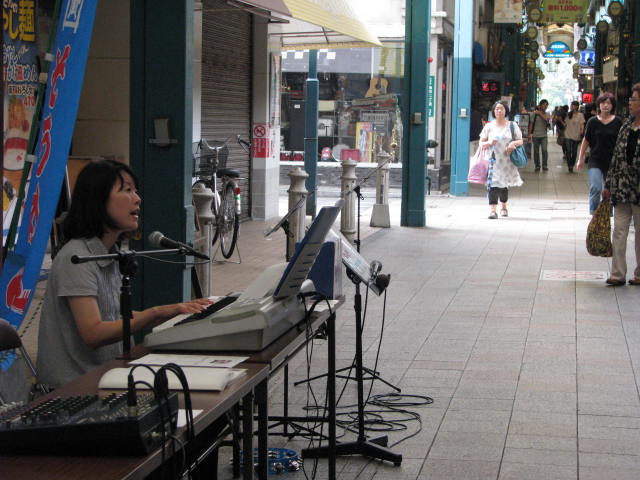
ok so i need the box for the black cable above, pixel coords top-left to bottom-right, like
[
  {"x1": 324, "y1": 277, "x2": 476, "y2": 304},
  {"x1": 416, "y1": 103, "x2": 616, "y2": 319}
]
[
  {"x1": 129, "y1": 363, "x2": 199, "y2": 480},
  {"x1": 364, "y1": 287, "x2": 387, "y2": 406},
  {"x1": 156, "y1": 363, "x2": 199, "y2": 480}
]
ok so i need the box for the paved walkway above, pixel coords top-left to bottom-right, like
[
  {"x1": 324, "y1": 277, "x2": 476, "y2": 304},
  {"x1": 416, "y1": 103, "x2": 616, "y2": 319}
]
[
  {"x1": 16, "y1": 140, "x2": 640, "y2": 479},
  {"x1": 212, "y1": 141, "x2": 640, "y2": 480}
]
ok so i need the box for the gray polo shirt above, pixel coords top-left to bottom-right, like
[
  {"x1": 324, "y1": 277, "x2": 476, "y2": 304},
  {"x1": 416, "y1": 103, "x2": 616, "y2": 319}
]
[
  {"x1": 37, "y1": 237, "x2": 122, "y2": 389},
  {"x1": 530, "y1": 111, "x2": 549, "y2": 138}
]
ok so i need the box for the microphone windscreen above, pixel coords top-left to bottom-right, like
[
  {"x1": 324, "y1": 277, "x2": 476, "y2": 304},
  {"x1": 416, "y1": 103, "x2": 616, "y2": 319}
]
[{"x1": 148, "y1": 231, "x2": 163, "y2": 247}]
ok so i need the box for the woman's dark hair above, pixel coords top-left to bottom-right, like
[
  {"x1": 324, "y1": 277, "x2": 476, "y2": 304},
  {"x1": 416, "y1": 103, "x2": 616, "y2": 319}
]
[
  {"x1": 491, "y1": 100, "x2": 510, "y2": 118},
  {"x1": 62, "y1": 159, "x2": 139, "y2": 240},
  {"x1": 595, "y1": 91, "x2": 616, "y2": 113},
  {"x1": 632, "y1": 83, "x2": 640, "y2": 97},
  {"x1": 568, "y1": 101, "x2": 579, "y2": 119}
]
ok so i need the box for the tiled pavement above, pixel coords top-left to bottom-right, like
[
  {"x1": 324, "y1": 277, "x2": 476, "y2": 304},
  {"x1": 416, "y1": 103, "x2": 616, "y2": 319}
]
[
  {"x1": 19, "y1": 140, "x2": 640, "y2": 479},
  {"x1": 212, "y1": 141, "x2": 640, "y2": 479}
]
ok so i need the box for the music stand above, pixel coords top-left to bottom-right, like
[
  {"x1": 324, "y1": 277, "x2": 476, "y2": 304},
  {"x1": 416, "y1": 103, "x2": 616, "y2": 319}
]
[{"x1": 302, "y1": 229, "x2": 402, "y2": 466}]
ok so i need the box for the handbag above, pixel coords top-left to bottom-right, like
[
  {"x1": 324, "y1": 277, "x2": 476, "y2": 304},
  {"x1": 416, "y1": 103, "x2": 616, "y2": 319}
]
[
  {"x1": 509, "y1": 122, "x2": 528, "y2": 167},
  {"x1": 467, "y1": 145, "x2": 490, "y2": 184},
  {"x1": 586, "y1": 199, "x2": 613, "y2": 257}
]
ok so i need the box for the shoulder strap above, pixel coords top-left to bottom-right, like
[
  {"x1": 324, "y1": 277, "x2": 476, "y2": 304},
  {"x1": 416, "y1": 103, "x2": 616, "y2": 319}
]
[
  {"x1": 530, "y1": 112, "x2": 537, "y2": 133},
  {"x1": 510, "y1": 121, "x2": 516, "y2": 140}
]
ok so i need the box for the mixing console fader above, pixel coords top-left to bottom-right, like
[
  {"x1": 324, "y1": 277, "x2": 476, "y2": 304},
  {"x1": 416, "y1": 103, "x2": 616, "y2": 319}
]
[{"x1": 0, "y1": 392, "x2": 178, "y2": 456}]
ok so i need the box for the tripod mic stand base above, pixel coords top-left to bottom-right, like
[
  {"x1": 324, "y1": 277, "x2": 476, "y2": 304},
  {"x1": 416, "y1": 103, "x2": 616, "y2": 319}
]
[{"x1": 303, "y1": 435, "x2": 402, "y2": 466}]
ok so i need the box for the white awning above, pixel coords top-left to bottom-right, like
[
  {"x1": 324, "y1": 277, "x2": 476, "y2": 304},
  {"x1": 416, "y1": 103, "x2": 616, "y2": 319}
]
[{"x1": 270, "y1": 0, "x2": 382, "y2": 50}]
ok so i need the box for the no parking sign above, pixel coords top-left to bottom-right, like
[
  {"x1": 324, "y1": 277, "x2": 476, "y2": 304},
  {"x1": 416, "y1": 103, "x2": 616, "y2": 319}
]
[{"x1": 252, "y1": 123, "x2": 270, "y2": 158}]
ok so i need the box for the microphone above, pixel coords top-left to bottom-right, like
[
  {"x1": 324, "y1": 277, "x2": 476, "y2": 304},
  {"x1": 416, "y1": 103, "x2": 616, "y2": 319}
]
[
  {"x1": 148, "y1": 231, "x2": 210, "y2": 260},
  {"x1": 369, "y1": 260, "x2": 382, "y2": 279}
]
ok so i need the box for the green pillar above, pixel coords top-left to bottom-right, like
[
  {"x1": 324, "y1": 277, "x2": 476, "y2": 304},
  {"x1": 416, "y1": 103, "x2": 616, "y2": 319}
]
[
  {"x1": 130, "y1": 0, "x2": 193, "y2": 309},
  {"x1": 304, "y1": 50, "x2": 318, "y2": 217},
  {"x1": 401, "y1": 0, "x2": 431, "y2": 226}
]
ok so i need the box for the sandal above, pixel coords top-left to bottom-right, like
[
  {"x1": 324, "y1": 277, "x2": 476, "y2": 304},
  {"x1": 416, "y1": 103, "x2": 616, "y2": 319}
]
[
  {"x1": 606, "y1": 278, "x2": 626, "y2": 286},
  {"x1": 500, "y1": 209, "x2": 508, "y2": 217},
  {"x1": 629, "y1": 278, "x2": 640, "y2": 285},
  {"x1": 488, "y1": 212, "x2": 498, "y2": 219}
]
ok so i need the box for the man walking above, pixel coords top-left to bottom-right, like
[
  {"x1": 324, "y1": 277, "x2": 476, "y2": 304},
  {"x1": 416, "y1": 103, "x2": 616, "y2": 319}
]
[{"x1": 528, "y1": 99, "x2": 551, "y2": 171}]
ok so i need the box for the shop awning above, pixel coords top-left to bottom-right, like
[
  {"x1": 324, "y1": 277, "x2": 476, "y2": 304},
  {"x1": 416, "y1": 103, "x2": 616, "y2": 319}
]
[
  {"x1": 271, "y1": 0, "x2": 382, "y2": 50},
  {"x1": 234, "y1": 0, "x2": 291, "y2": 17}
]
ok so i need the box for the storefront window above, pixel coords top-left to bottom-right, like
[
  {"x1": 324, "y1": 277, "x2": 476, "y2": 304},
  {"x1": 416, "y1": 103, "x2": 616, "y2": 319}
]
[{"x1": 279, "y1": 45, "x2": 404, "y2": 164}]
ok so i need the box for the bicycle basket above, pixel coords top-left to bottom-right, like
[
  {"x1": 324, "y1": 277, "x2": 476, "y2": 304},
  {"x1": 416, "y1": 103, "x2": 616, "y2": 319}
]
[{"x1": 192, "y1": 140, "x2": 229, "y2": 177}]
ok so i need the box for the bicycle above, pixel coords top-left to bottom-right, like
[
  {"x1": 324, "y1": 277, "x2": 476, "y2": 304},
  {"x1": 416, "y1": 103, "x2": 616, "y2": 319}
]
[{"x1": 192, "y1": 135, "x2": 250, "y2": 259}]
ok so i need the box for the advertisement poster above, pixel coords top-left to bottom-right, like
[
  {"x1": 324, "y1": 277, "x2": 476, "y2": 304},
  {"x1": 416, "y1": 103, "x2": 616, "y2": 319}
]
[
  {"x1": 3, "y1": 0, "x2": 40, "y2": 239},
  {"x1": 356, "y1": 122, "x2": 372, "y2": 162},
  {"x1": 493, "y1": 0, "x2": 522, "y2": 24},
  {"x1": 541, "y1": 0, "x2": 588, "y2": 24}
]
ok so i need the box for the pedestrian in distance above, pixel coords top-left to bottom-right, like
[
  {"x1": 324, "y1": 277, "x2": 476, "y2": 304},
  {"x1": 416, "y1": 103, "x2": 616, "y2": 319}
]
[
  {"x1": 601, "y1": 83, "x2": 640, "y2": 286},
  {"x1": 528, "y1": 99, "x2": 551, "y2": 171},
  {"x1": 478, "y1": 100, "x2": 524, "y2": 219},
  {"x1": 576, "y1": 92, "x2": 623, "y2": 214},
  {"x1": 564, "y1": 101, "x2": 585, "y2": 172}
]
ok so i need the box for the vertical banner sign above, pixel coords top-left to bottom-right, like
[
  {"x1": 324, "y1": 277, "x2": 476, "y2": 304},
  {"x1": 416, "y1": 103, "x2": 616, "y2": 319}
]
[
  {"x1": 3, "y1": 0, "x2": 39, "y2": 239},
  {"x1": 0, "y1": 0, "x2": 98, "y2": 371},
  {"x1": 427, "y1": 76, "x2": 435, "y2": 117}
]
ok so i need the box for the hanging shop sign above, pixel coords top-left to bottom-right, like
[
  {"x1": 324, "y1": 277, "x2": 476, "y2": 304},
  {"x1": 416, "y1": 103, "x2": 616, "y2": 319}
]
[
  {"x1": 602, "y1": 57, "x2": 618, "y2": 84},
  {"x1": 540, "y1": 0, "x2": 588, "y2": 24},
  {"x1": 578, "y1": 49, "x2": 595, "y2": 66},
  {"x1": 493, "y1": 0, "x2": 523, "y2": 23},
  {"x1": 544, "y1": 41, "x2": 572, "y2": 58},
  {"x1": 0, "y1": 0, "x2": 99, "y2": 370},
  {"x1": 478, "y1": 80, "x2": 501, "y2": 97}
]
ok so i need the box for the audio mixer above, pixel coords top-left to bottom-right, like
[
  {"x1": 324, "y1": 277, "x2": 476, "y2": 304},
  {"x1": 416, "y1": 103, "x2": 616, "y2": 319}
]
[{"x1": 0, "y1": 392, "x2": 178, "y2": 456}]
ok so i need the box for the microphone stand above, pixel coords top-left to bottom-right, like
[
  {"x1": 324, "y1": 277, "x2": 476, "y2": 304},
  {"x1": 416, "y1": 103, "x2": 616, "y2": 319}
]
[
  {"x1": 302, "y1": 185, "x2": 402, "y2": 466},
  {"x1": 71, "y1": 247, "x2": 186, "y2": 358}
]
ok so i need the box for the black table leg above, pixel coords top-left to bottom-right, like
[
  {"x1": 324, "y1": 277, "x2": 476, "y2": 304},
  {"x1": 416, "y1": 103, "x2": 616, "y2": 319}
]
[
  {"x1": 328, "y1": 312, "x2": 336, "y2": 480},
  {"x1": 232, "y1": 404, "x2": 241, "y2": 478},
  {"x1": 255, "y1": 379, "x2": 269, "y2": 480},
  {"x1": 242, "y1": 391, "x2": 254, "y2": 480}
]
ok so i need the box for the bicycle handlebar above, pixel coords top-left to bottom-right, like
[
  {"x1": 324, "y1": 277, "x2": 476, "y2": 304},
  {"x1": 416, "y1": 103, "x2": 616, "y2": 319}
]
[{"x1": 200, "y1": 134, "x2": 250, "y2": 153}]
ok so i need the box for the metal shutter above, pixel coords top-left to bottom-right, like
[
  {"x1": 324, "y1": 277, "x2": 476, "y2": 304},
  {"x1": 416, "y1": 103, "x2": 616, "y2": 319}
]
[{"x1": 201, "y1": 0, "x2": 252, "y2": 219}]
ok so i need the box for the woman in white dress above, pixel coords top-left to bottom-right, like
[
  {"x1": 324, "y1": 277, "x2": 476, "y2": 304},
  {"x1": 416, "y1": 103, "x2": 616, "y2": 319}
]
[{"x1": 478, "y1": 101, "x2": 524, "y2": 219}]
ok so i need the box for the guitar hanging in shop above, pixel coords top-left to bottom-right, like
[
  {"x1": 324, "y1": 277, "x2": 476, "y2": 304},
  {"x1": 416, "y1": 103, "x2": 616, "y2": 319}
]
[{"x1": 365, "y1": 75, "x2": 388, "y2": 97}]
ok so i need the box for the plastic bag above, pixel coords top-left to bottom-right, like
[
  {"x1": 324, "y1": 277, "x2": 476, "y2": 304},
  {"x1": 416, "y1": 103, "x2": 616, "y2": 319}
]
[
  {"x1": 468, "y1": 146, "x2": 490, "y2": 185},
  {"x1": 586, "y1": 199, "x2": 613, "y2": 257}
]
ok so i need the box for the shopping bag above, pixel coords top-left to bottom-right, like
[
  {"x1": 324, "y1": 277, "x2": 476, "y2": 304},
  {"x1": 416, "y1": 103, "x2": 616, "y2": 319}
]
[
  {"x1": 586, "y1": 199, "x2": 613, "y2": 257},
  {"x1": 467, "y1": 146, "x2": 489, "y2": 185},
  {"x1": 510, "y1": 145, "x2": 528, "y2": 167},
  {"x1": 509, "y1": 122, "x2": 527, "y2": 167}
]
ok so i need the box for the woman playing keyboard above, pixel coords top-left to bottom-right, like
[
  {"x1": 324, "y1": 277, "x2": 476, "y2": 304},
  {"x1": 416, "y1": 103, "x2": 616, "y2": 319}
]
[{"x1": 36, "y1": 159, "x2": 212, "y2": 389}]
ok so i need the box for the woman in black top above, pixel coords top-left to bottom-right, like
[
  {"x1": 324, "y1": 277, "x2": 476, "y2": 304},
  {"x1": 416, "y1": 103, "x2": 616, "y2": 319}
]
[
  {"x1": 602, "y1": 83, "x2": 640, "y2": 286},
  {"x1": 576, "y1": 92, "x2": 623, "y2": 214}
]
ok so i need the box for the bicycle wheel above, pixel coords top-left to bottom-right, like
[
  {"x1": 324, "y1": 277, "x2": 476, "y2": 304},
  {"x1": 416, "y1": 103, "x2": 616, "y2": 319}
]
[{"x1": 219, "y1": 183, "x2": 239, "y2": 258}]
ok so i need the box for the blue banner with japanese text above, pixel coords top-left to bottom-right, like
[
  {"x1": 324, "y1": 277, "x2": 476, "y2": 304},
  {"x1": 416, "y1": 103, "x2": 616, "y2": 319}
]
[{"x1": 0, "y1": 0, "x2": 98, "y2": 371}]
